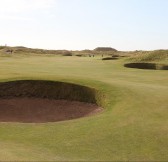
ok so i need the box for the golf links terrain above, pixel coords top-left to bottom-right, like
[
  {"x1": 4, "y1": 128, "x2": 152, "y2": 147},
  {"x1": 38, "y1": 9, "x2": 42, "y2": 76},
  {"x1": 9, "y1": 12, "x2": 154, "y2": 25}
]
[{"x1": 0, "y1": 52, "x2": 167, "y2": 161}]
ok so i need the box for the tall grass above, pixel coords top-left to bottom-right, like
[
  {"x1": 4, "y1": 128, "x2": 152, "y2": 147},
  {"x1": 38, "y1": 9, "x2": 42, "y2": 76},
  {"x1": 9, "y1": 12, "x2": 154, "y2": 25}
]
[{"x1": 128, "y1": 50, "x2": 168, "y2": 62}]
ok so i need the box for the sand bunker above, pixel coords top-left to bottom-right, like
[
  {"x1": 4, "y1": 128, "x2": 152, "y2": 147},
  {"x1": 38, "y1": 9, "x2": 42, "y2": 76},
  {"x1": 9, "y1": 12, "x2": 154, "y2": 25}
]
[
  {"x1": 0, "y1": 98, "x2": 102, "y2": 123},
  {"x1": 0, "y1": 80, "x2": 103, "y2": 123},
  {"x1": 124, "y1": 63, "x2": 168, "y2": 70},
  {"x1": 102, "y1": 57, "x2": 118, "y2": 60}
]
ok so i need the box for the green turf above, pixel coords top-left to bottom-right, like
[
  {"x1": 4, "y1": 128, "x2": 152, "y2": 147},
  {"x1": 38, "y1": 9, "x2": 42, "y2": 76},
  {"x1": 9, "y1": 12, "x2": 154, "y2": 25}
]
[{"x1": 0, "y1": 54, "x2": 167, "y2": 161}]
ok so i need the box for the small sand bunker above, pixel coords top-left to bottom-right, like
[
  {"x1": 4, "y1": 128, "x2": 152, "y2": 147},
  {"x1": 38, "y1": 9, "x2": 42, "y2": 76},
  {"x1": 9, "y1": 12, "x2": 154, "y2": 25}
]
[
  {"x1": 102, "y1": 57, "x2": 118, "y2": 60},
  {"x1": 0, "y1": 98, "x2": 102, "y2": 123},
  {"x1": 124, "y1": 63, "x2": 168, "y2": 70}
]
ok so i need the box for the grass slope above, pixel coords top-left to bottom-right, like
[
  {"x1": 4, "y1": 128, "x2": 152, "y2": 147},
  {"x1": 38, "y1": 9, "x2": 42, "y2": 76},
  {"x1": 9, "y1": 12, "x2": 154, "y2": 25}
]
[
  {"x1": 128, "y1": 50, "x2": 168, "y2": 63},
  {"x1": 0, "y1": 54, "x2": 167, "y2": 161}
]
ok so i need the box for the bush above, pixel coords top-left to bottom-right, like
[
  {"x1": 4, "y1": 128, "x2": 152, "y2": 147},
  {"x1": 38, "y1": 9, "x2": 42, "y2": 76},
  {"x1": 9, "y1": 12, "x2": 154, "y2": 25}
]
[
  {"x1": 62, "y1": 51, "x2": 72, "y2": 56},
  {"x1": 76, "y1": 54, "x2": 82, "y2": 57}
]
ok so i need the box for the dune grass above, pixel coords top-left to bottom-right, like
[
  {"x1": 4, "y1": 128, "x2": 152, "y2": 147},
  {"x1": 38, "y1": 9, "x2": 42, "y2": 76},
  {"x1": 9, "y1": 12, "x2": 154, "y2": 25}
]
[
  {"x1": 128, "y1": 50, "x2": 168, "y2": 63},
  {"x1": 0, "y1": 54, "x2": 167, "y2": 161}
]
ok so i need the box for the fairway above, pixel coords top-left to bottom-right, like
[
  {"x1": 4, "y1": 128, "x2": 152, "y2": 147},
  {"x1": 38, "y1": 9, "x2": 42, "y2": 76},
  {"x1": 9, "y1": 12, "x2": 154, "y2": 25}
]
[{"x1": 0, "y1": 54, "x2": 167, "y2": 161}]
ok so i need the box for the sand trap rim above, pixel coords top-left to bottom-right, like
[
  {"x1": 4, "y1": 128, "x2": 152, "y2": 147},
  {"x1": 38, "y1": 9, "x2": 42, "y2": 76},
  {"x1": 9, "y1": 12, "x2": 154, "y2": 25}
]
[{"x1": 0, "y1": 80, "x2": 103, "y2": 106}]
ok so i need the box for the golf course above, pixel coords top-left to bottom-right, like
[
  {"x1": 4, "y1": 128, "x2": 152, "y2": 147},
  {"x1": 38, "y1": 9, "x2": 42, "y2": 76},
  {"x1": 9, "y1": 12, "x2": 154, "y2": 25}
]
[{"x1": 0, "y1": 48, "x2": 167, "y2": 161}]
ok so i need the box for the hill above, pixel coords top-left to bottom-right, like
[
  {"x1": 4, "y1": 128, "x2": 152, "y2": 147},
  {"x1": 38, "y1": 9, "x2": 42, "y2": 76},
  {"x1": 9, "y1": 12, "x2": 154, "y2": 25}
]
[
  {"x1": 0, "y1": 46, "x2": 73, "y2": 55},
  {"x1": 94, "y1": 47, "x2": 117, "y2": 52}
]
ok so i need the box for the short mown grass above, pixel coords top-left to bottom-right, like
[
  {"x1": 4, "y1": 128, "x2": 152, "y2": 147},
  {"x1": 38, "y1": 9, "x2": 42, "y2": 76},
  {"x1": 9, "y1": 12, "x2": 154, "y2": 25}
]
[{"x1": 0, "y1": 54, "x2": 167, "y2": 161}]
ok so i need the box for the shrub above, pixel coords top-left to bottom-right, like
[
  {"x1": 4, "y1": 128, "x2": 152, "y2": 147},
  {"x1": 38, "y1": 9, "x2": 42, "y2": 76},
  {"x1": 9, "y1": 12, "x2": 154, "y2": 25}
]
[{"x1": 62, "y1": 51, "x2": 72, "y2": 56}]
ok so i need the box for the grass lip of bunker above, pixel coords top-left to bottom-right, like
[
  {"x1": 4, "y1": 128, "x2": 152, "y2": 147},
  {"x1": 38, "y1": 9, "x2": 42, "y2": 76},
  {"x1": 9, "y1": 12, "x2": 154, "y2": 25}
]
[
  {"x1": 124, "y1": 62, "x2": 168, "y2": 70},
  {"x1": 0, "y1": 80, "x2": 103, "y2": 123}
]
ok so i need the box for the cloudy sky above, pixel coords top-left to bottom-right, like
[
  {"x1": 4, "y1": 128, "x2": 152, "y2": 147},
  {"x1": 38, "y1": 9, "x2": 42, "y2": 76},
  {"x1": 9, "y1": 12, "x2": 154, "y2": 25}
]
[{"x1": 0, "y1": 0, "x2": 168, "y2": 50}]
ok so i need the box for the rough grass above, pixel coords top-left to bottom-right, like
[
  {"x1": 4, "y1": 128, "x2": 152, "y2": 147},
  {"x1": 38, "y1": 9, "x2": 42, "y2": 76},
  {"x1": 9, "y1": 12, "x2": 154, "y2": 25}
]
[
  {"x1": 125, "y1": 50, "x2": 168, "y2": 70},
  {"x1": 0, "y1": 46, "x2": 71, "y2": 55},
  {"x1": 128, "y1": 50, "x2": 168, "y2": 63},
  {"x1": 0, "y1": 54, "x2": 167, "y2": 161}
]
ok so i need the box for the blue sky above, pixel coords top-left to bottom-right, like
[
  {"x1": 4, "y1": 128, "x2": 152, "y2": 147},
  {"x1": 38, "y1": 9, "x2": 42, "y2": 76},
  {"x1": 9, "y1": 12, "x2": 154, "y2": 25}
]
[{"x1": 0, "y1": 0, "x2": 168, "y2": 50}]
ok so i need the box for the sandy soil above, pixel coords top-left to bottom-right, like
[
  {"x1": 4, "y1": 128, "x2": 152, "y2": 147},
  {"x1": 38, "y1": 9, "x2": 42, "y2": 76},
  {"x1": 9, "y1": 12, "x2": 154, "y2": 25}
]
[{"x1": 0, "y1": 98, "x2": 102, "y2": 123}]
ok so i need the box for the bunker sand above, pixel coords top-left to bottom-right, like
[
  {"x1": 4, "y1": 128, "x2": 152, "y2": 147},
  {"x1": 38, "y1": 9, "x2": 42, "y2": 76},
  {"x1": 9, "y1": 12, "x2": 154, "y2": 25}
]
[{"x1": 0, "y1": 98, "x2": 102, "y2": 123}]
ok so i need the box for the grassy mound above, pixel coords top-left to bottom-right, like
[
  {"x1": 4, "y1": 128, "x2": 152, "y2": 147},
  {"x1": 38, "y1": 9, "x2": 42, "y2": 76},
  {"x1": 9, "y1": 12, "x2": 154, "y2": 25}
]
[
  {"x1": 129, "y1": 50, "x2": 168, "y2": 63},
  {"x1": 0, "y1": 46, "x2": 72, "y2": 55}
]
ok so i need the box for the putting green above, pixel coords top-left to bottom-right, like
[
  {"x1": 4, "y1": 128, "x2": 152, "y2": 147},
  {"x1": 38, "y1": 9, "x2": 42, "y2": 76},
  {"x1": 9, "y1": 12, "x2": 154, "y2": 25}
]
[{"x1": 0, "y1": 55, "x2": 167, "y2": 161}]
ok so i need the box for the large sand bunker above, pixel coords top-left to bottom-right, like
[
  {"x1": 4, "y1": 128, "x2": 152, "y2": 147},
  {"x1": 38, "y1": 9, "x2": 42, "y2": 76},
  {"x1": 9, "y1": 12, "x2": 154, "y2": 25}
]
[
  {"x1": 0, "y1": 98, "x2": 102, "y2": 123},
  {"x1": 0, "y1": 80, "x2": 103, "y2": 123}
]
